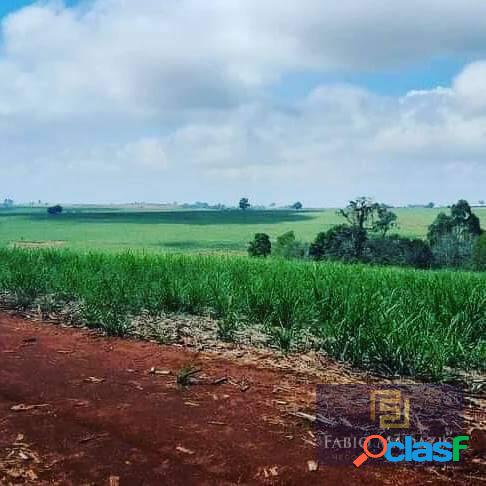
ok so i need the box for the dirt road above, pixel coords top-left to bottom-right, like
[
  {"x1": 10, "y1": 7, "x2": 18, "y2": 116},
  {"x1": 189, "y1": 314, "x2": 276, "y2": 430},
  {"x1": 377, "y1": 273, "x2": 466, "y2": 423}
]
[{"x1": 0, "y1": 314, "x2": 482, "y2": 484}]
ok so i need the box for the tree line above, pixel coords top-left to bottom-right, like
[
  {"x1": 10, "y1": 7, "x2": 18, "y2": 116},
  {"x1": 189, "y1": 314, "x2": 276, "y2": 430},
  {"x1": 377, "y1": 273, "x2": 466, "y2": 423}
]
[{"x1": 248, "y1": 197, "x2": 486, "y2": 271}]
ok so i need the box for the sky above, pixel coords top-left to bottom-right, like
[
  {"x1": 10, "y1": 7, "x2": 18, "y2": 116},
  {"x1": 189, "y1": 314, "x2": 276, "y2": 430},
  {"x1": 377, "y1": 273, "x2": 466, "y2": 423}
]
[{"x1": 1, "y1": 1, "x2": 486, "y2": 207}]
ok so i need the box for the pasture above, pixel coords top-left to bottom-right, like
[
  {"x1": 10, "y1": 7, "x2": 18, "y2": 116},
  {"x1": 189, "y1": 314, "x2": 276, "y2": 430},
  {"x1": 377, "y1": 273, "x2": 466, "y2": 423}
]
[{"x1": 1, "y1": 206, "x2": 485, "y2": 253}]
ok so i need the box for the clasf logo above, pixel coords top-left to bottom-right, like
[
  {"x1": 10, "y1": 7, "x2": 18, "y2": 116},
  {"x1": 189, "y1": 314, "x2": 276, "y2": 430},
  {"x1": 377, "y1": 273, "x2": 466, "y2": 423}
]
[
  {"x1": 316, "y1": 385, "x2": 466, "y2": 467},
  {"x1": 353, "y1": 435, "x2": 469, "y2": 467}
]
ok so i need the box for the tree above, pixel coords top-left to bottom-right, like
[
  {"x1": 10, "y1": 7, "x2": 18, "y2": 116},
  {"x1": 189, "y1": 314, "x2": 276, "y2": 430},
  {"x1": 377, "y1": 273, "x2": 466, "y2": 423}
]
[
  {"x1": 248, "y1": 233, "x2": 271, "y2": 257},
  {"x1": 291, "y1": 201, "x2": 303, "y2": 210},
  {"x1": 427, "y1": 212, "x2": 454, "y2": 244},
  {"x1": 426, "y1": 202, "x2": 435, "y2": 208},
  {"x1": 47, "y1": 204, "x2": 63, "y2": 215},
  {"x1": 450, "y1": 199, "x2": 481, "y2": 238},
  {"x1": 431, "y1": 234, "x2": 474, "y2": 268},
  {"x1": 428, "y1": 199, "x2": 482, "y2": 244},
  {"x1": 338, "y1": 197, "x2": 383, "y2": 258},
  {"x1": 309, "y1": 225, "x2": 357, "y2": 261},
  {"x1": 274, "y1": 231, "x2": 307, "y2": 259},
  {"x1": 427, "y1": 200, "x2": 483, "y2": 267},
  {"x1": 372, "y1": 204, "x2": 398, "y2": 236},
  {"x1": 364, "y1": 235, "x2": 432, "y2": 268},
  {"x1": 3, "y1": 198, "x2": 14, "y2": 208},
  {"x1": 403, "y1": 239, "x2": 433, "y2": 269},
  {"x1": 239, "y1": 197, "x2": 250, "y2": 210}
]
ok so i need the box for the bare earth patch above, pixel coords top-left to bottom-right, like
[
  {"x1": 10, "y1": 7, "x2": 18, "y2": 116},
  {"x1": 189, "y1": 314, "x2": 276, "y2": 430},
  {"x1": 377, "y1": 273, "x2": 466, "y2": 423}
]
[{"x1": 0, "y1": 313, "x2": 484, "y2": 485}]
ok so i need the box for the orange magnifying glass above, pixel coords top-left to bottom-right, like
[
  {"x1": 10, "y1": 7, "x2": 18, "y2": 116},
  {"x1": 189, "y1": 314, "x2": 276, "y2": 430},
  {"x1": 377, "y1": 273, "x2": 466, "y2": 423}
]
[{"x1": 353, "y1": 435, "x2": 388, "y2": 468}]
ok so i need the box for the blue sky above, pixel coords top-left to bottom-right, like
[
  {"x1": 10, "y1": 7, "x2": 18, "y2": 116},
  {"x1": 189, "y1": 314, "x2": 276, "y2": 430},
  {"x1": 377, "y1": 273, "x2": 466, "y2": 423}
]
[
  {"x1": 0, "y1": 1, "x2": 485, "y2": 205},
  {"x1": 0, "y1": 0, "x2": 33, "y2": 18},
  {"x1": 0, "y1": 0, "x2": 78, "y2": 17},
  {"x1": 273, "y1": 57, "x2": 470, "y2": 99}
]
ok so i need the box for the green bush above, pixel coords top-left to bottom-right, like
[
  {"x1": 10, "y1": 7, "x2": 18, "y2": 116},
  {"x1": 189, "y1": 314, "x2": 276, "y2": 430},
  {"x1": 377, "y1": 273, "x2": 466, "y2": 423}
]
[
  {"x1": 431, "y1": 234, "x2": 474, "y2": 268},
  {"x1": 364, "y1": 236, "x2": 433, "y2": 269},
  {"x1": 248, "y1": 233, "x2": 271, "y2": 257},
  {"x1": 309, "y1": 225, "x2": 360, "y2": 261},
  {"x1": 473, "y1": 234, "x2": 486, "y2": 271},
  {"x1": 403, "y1": 238, "x2": 433, "y2": 269},
  {"x1": 273, "y1": 231, "x2": 307, "y2": 259}
]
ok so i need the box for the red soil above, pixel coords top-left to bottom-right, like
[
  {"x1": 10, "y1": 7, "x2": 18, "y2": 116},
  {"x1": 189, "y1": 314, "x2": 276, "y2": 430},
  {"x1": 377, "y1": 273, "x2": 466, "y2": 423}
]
[{"x1": 0, "y1": 313, "x2": 482, "y2": 485}]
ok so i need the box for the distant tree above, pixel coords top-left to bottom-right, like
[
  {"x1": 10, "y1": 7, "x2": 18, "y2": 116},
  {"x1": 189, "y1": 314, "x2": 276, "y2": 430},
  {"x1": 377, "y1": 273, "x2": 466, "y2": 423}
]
[
  {"x1": 426, "y1": 202, "x2": 435, "y2": 208},
  {"x1": 248, "y1": 233, "x2": 271, "y2": 257},
  {"x1": 428, "y1": 199, "x2": 481, "y2": 244},
  {"x1": 427, "y1": 200, "x2": 482, "y2": 267},
  {"x1": 364, "y1": 235, "x2": 433, "y2": 268},
  {"x1": 338, "y1": 197, "x2": 380, "y2": 258},
  {"x1": 309, "y1": 225, "x2": 357, "y2": 261},
  {"x1": 427, "y1": 212, "x2": 454, "y2": 244},
  {"x1": 47, "y1": 204, "x2": 63, "y2": 215},
  {"x1": 274, "y1": 231, "x2": 307, "y2": 259},
  {"x1": 372, "y1": 204, "x2": 398, "y2": 236},
  {"x1": 291, "y1": 201, "x2": 303, "y2": 210},
  {"x1": 3, "y1": 198, "x2": 14, "y2": 208},
  {"x1": 450, "y1": 199, "x2": 482, "y2": 237},
  {"x1": 404, "y1": 239, "x2": 433, "y2": 268},
  {"x1": 431, "y1": 234, "x2": 474, "y2": 268},
  {"x1": 239, "y1": 197, "x2": 250, "y2": 210},
  {"x1": 479, "y1": 200, "x2": 485, "y2": 206}
]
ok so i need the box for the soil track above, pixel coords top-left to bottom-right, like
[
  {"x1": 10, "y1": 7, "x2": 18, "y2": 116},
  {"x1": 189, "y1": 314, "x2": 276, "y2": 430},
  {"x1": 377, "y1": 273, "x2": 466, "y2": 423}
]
[{"x1": 0, "y1": 313, "x2": 483, "y2": 485}]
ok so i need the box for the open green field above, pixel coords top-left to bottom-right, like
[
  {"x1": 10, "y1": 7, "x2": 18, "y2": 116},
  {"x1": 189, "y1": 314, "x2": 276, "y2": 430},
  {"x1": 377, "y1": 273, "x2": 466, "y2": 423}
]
[
  {"x1": 1, "y1": 206, "x2": 485, "y2": 253},
  {"x1": 1, "y1": 206, "x2": 484, "y2": 381}
]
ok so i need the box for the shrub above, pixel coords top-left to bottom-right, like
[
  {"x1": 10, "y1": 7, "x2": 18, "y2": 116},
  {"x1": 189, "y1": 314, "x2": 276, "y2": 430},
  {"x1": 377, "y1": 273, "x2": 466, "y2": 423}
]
[
  {"x1": 365, "y1": 236, "x2": 433, "y2": 269},
  {"x1": 403, "y1": 239, "x2": 433, "y2": 269},
  {"x1": 472, "y1": 234, "x2": 486, "y2": 271},
  {"x1": 273, "y1": 231, "x2": 307, "y2": 259},
  {"x1": 47, "y1": 204, "x2": 63, "y2": 215},
  {"x1": 248, "y1": 233, "x2": 271, "y2": 257},
  {"x1": 291, "y1": 201, "x2": 303, "y2": 210},
  {"x1": 364, "y1": 236, "x2": 405, "y2": 265},
  {"x1": 309, "y1": 225, "x2": 361, "y2": 261},
  {"x1": 431, "y1": 234, "x2": 474, "y2": 268}
]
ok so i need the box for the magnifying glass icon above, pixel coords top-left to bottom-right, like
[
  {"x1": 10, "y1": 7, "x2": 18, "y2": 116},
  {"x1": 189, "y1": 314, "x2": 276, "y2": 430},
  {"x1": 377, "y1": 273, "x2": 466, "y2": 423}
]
[{"x1": 353, "y1": 435, "x2": 388, "y2": 468}]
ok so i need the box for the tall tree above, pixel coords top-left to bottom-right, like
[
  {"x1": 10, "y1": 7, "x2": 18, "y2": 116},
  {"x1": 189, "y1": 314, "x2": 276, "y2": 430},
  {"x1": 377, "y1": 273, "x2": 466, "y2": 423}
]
[
  {"x1": 450, "y1": 199, "x2": 481, "y2": 238},
  {"x1": 428, "y1": 199, "x2": 482, "y2": 243},
  {"x1": 338, "y1": 197, "x2": 377, "y2": 258}
]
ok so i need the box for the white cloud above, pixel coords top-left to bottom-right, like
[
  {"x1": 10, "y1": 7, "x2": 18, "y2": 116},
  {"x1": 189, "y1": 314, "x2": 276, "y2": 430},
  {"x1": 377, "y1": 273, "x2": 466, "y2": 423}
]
[
  {"x1": 117, "y1": 138, "x2": 169, "y2": 171},
  {"x1": 453, "y1": 61, "x2": 486, "y2": 112},
  {"x1": 0, "y1": 1, "x2": 485, "y2": 205}
]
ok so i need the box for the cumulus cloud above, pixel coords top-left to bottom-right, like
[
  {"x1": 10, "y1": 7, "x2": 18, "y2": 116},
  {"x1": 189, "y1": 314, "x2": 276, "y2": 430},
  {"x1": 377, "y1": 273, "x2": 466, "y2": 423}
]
[
  {"x1": 0, "y1": 0, "x2": 485, "y2": 205},
  {"x1": 453, "y1": 61, "x2": 486, "y2": 112}
]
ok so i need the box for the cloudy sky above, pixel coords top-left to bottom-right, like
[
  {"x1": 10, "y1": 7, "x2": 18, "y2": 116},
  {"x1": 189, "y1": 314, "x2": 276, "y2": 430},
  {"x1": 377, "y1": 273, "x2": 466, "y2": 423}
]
[{"x1": 1, "y1": 0, "x2": 486, "y2": 207}]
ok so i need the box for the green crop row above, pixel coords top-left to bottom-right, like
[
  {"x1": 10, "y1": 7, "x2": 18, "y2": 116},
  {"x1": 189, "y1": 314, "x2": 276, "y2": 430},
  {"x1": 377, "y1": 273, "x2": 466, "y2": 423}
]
[{"x1": 0, "y1": 248, "x2": 484, "y2": 380}]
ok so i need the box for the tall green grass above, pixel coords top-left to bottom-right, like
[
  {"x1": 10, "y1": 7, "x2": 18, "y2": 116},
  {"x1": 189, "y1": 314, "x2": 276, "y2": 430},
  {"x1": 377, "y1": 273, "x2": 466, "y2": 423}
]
[{"x1": 0, "y1": 248, "x2": 484, "y2": 379}]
